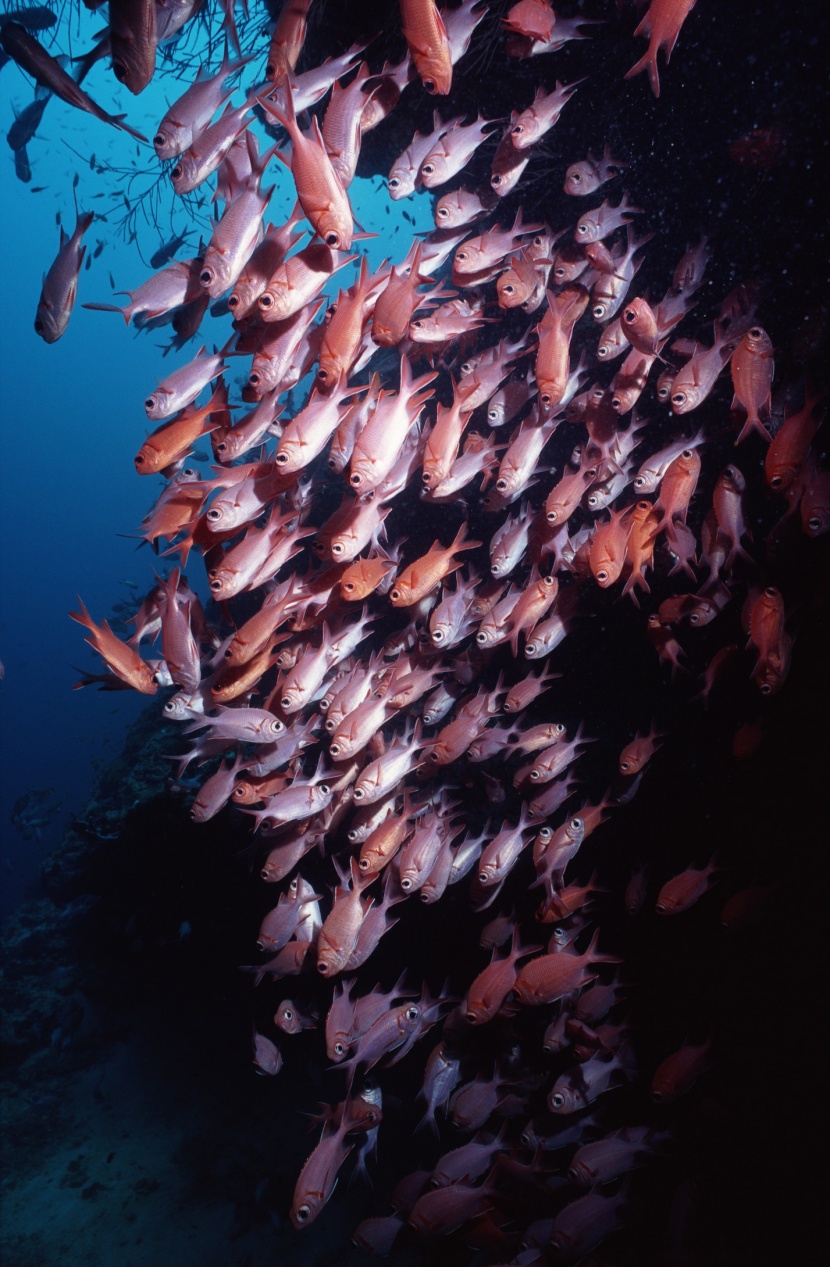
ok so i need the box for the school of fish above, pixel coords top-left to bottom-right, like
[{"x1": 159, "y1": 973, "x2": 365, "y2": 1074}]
[{"x1": 6, "y1": 0, "x2": 826, "y2": 1260}]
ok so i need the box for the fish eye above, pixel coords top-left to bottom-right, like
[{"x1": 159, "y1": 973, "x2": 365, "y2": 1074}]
[
  {"x1": 759, "y1": 682, "x2": 772, "y2": 695},
  {"x1": 502, "y1": 284, "x2": 515, "y2": 295},
  {"x1": 283, "y1": 1008, "x2": 293, "y2": 1020},
  {"x1": 634, "y1": 476, "x2": 645, "y2": 489},
  {"x1": 353, "y1": 787, "x2": 365, "y2": 801},
  {"x1": 227, "y1": 294, "x2": 239, "y2": 309},
  {"x1": 576, "y1": 223, "x2": 588, "y2": 235},
  {"x1": 153, "y1": 134, "x2": 165, "y2": 150},
  {"x1": 750, "y1": 326, "x2": 763, "y2": 339},
  {"x1": 422, "y1": 163, "x2": 434, "y2": 176},
  {"x1": 259, "y1": 293, "x2": 273, "y2": 308},
  {"x1": 332, "y1": 542, "x2": 344, "y2": 557},
  {"x1": 400, "y1": 876, "x2": 411, "y2": 890},
  {"x1": 389, "y1": 177, "x2": 400, "y2": 190},
  {"x1": 587, "y1": 494, "x2": 600, "y2": 507},
  {"x1": 325, "y1": 232, "x2": 341, "y2": 248},
  {"x1": 432, "y1": 630, "x2": 444, "y2": 643},
  {"x1": 809, "y1": 515, "x2": 822, "y2": 531},
  {"x1": 34, "y1": 317, "x2": 44, "y2": 334},
  {"x1": 405, "y1": 1006, "x2": 419, "y2": 1021},
  {"x1": 529, "y1": 770, "x2": 540, "y2": 781},
  {"x1": 206, "y1": 507, "x2": 221, "y2": 520},
  {"x1": 592, "y1": 304, "x2": 607, "y2": 319},
  {"x1": 544, "y1": 575, "x2": 554, "y2": 586},
  {"x1": 764, "y1": 586, "x2": 779, "y2": 598},
  {"x1": 200, "y1": 268, "x2": 213, "y2": 285},
  {"x1": 317, "y1": 959, "x2": 330, "y2": 974},
  {"x1": 770, "y1": 475, "x2": 783, "y2": 488},
  {"x1": 551, "y1": 1092, "x2": 565, "y2": 1108},
  {"x1": 437, "y1": 206, "x2": 449, "y2": 219},
  {"x1": 334, "y1": 1041, "x2": 344, "y2": 1056},
  {"x1": 390, "y1": 588, "x2": 401, "y2": 601},
  {"x1": 456, "y1": 251, "x2": 468, "y2": 263},
  {"x1": 596, "y1": 569, "x2": 608, "y2": 583},
  {"x1": 624, "y1": 308, "x2": 636, "y2": 323},
  {"x1": 319, "y1": 783, "x2": 330, "y2": 796},
  {"x1": 652, "y1": 1089, "x2": 663, "y2": 1102},
  {"x1": 672, "y1": 392, "x2": 686, "y2": 406},
  {"x1": 296, "y1": 1205, "x2": 310, "y2": 1222},
  {"x1": 318, "y1": 367, "x2": 329, "y2": 381},
  {"x1": 689, "y1": 611, "x2": 700, "y2": 624},
  {"x1": 145, "y1": 397, "x2": 156, "y2": 412},
  {"x1": 172, "y1": 165, "x2": 182, "y2": 181},
  {"x1": 210, "y1": 579, "x2": 222, "y2": 591},
  {"x1": 682, "y1": 449, "x2": 693, "y2": 458},
  {"x1": 597, "y1": 344, "x2": 608, "y2": 357},
  {"x1": 571, "y1": 818, "x2": 583, "y2": 830},
  {"x1": 423, "y1": 79, "x2": 436, "y2": 93},
  {"x1": 620, "y1": 760, "x2": 630, "y2": 772}
]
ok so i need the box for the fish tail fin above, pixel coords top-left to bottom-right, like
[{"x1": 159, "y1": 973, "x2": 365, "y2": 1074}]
[
  {"x1": 82, "y1": 301, "x2": 131, "y2": 325},
  {"x1": 624, "y1": 48, "x2": 661, "y2": 98}
]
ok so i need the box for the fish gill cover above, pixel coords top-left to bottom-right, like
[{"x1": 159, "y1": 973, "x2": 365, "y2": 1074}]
[{"x1": 1, "y1": 0, "x2": 828, "y2": 1262}]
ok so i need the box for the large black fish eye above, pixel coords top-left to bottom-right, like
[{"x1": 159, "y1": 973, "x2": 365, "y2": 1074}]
[
  {"x1": 113, "y1": 62, "x2": 127, "y2": 83},
  {"x1": 259, "y1": 293, "x2": 273, "y2": 308},
  {"x1": 34, "y1": 318, "x2": 43, "y2": 334},
  {"x1": 437, "y1": 206, "x2": 449, "y2": 218},
  {"x1": 145, "y1": 397, "x2": 156, "y2": 412},
  {"x1": 750, "y1": 326, "x2": 763, "y2": 339},
  {"x1": 325, "y1": 232, "x2": 340, "y2": 247},
  {"x1": 227, "y1": 294, "x2": 239, "y2": 308},
  {"x1": 153, "y1": 134, "x2": 165, "y2": 150},
  {"x1": 200, "y1": 268, "x2": 213, "y2": 285},
  {"x1": 672, "y1": 392, "x2": 686, "y2": 405},
  {"x1": 172, "y1": 165, "x2": 182, "y2": 181}
]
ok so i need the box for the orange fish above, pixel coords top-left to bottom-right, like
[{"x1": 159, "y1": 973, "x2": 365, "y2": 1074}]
[
  {"x1": 731, "y1": 325, "x2": 774, "y2": 443},
  {"x1": 624, "y1": 0, "x2": 698, "y2": 98},
  {"x1": 267, "y1": 83, "x2": 355, "y2": 250},
  {"x1": 266, "y1": 0, "x2": 312, "y2": 84},
  {"x1": 400, "y1": 0, "x2": 453, "y2": 96},
  {"x1": 765, "y1": 387, "x2": 823, "y2": 490},
  {"x1": 389, "y1": 522, "x2": 480, "y2": 607},
  {"x1": 70, "y1": 597, "x2": 158, "y2": 694},
  {"x1": 340, "y1": 550, "x2": 397, "y2": 601}
]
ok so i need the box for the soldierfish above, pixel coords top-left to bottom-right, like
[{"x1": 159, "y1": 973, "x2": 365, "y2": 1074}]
[{"x1": 34, "y1": 208, "x2": 93, "y2": 343}]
